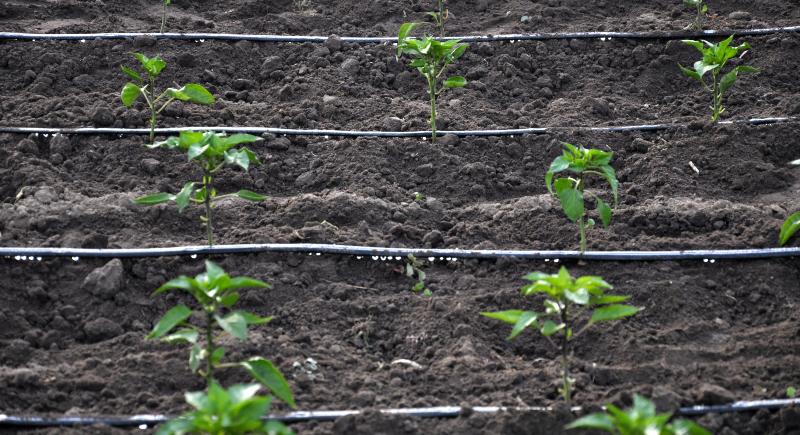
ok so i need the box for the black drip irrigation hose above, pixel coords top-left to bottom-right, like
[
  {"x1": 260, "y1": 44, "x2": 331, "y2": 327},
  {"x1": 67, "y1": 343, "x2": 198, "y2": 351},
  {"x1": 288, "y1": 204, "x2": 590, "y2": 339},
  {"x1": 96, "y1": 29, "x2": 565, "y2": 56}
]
[
  {"x1": 0, "y1": 117, "x2": 794, "y2": 138},
  {"x1": 3, "y1": 244, "x2": 800, "y2": 261},
  {"x1": 0, "y1": 26, "x2": 799, "y2": 43},
  {"x1": 1, "y1": 399, "x2": 799, "y2": 428}
]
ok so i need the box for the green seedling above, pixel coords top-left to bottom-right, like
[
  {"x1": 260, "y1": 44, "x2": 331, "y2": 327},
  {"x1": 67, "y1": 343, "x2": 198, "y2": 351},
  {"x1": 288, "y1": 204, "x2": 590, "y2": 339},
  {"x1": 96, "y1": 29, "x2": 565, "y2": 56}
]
[
  {"x1": 156, "y1": 382, "x2": 293, "y2": 435},
  {"x1": 161, "y1": 0, "x2": 172, "y2": 33},
  {"x1": 120, "y1": 53, "x2": 215, "y2": 143},
  {"x1": 482, "y1": 267, "x2": 640, "y2": 406},
  {"x1": 683, "y1": 0, "x2": 708, "y2": 31},
  {"x1": 405, "y1": 254, "x2": 432, "y2": 297},
  {"x1": 679, "y1": 35, "x2": 758, "y2": 122},
  {"x1": 396, "y1": 22, "x2": 468, "y2": 143},
  {"x1": 133, "y1": 131, "x2": 266, "y2": 246},
  {"x1": 147, "y1": 261, "x2": 295, "y2": 404},
  {"x1": 787, "y1": 386, "x2": 797, "y2": 398},
  {"x1": 413, "y1": 191, "x2": 426, "y2": 203},
  {"x1": 427, "y1": 0, "x2": 449, "y2": 37},
  {"x1": 546, "y1": 143, "x2": 619, "y2": 253},
  {"x1": 566, "y1": 394, "x2": 710, "y2": 435}
]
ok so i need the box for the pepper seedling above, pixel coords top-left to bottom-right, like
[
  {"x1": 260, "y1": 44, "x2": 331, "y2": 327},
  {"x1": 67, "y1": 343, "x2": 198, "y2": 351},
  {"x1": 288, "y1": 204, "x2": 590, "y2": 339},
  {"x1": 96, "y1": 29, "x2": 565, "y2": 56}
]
[
  {"x1": 133, "y1": 131, "x2": 266, "y2": 246},
  {"x1": 120, "y1": 53, "x2": 215, "y2": 143},
  {"x1": 679, "y1": 35, "x2": 758, "y2": 122},
  {"x1": 683, "y1": 0, "x2": 708, "y2": 30},
  {"x1": 161, "y1": 0, "x2": 172, "y2": 33},
  {"x1": 156, "y1": 382, "x2": 293, "y2": 435},
  {"x1": 546, "y1": 143, "x2": 619, "y2": 253},
  {"x1": 482, "y1": 267, "x2": 640, "y2": 406},
  {"x1": 405, "y1": 254, "x2": 432, "y2": 297},
  {"x1": 147, "y1": 261, "x2": 295, "y2": 434},
  {"x1": 427, "y1": 0, "x2": 449, "y2": 37},
  {"x1": 396, "y1": 22, "x2": 468, "y2": 143},
  {"x1": 566, "y1": 394, "x2": 710, "y2": 434}
]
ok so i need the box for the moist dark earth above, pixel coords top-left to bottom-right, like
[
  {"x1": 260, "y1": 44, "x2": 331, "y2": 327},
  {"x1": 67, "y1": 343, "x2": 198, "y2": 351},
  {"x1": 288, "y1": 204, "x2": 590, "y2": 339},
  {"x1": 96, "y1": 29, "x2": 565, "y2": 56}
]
[{"x1": 1, "y1": 1, "x2": 800, "y2": 434}]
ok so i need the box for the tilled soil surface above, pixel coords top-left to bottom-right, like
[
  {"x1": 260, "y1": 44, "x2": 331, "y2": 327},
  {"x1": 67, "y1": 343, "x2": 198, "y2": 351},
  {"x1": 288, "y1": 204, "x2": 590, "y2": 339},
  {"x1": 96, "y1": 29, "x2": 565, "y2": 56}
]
[{"x1": 2, "y1": 1, "x2": 800, "y2": 434}]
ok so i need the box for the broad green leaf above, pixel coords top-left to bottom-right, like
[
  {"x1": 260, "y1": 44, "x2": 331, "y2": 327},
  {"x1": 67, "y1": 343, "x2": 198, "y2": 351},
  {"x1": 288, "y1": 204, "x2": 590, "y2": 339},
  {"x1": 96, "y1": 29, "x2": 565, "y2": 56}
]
[
  {"x1": 228, "y1": 383, "x2": 262, "y2": 404},
  {"x1": 600, "y1": 165, "x2": 619, "y2": 204},
  {"x1": 204, "y1": 261, "x2": 226, "y2": 286},
  {"x1": 672, "y1": 419, "x2": 712, "y2": 435},
  {"x1": 121, "y1": 83, "x2": 142, "y2": 107},
  {"x1": 564, "y1": 413, "x2": 615, "y2": 431},
  {"x1": 120, "y1": 65, "x2": 143, "y2": 82},
  {"x1": 219, "y1": 291, "x2": 240, "y2": 307},
  {"x1": 557, "y1": 188, "x2": 584, "y2": 222},
  {"x1": 693, "y1": 60, "x2": 718, "y2": 78},
  {"x1": 147, "y1": 305, "x2": 192, "y2": 339},
  {"x1": 597, "y1": 197, "x2": 612, "y2": 228},
  {"x1": 181, "y1": 83, "x2": 215, "y2": 105},
  {"x1": 162, "y1": 328, "x2": 199, "y2": 344},
  {"x1": 187, "y1": 143, "x2": 209, "y2": 160},
  {"x1": 540, "y1": 320, "x2": 564, "y2": 337},
  {"x1": 719, "y1": 69, "x2": 738, "y2": 95},
  {"x1": 241, "y1": 357, "x2": 296, "y2": 408},
  {"x1": 508, "y1": 311, "x2": 538, "y2": 340},
  {"x1": 238, "y1": 311, "x2": 273, "y2": 325},
  {"x1": 564, "y1": 287, "x2": 590, "y2": 305},
  {"x1": 398, "y1": 22, "x2": 420, "y2": 42},
  {"x1": 681, "y1": 39, "x2": 706, "y2": 53},
  {"x1": 679, "y1": 64, "x2": 702, "y2": 82},
  {"x1": 780, "y1": 212, "x2": 800, "y2": 246},
  {"x1": 443, "y1": 75, "x2": 467, "y2": 88},
  {"x1": 175, "y1": 182, "x2": 195, "y2": 213},
  {"x1": 543, "y1": 299, "x2": 561, "y2": 314},
  {"x1": 236, "y1": 190, "x2": 267, "y2": 202},
  {"x1": 481, "y1": 309, "x2": 525, "y2": 325},
  {"x1": 451, "y1": 43, "x2": 468, "y2": 59},
  {"x1": 153, "y1": 276, "x2": 197, "y2": 295},
  {"x1": 145, "y1": 57, "x2": 166, "y2": 77},
  {"x1": 133, "y1": 192, "x2": 174, "y2": 205},
  {"x1": 591, "y1": 294, "x2": 630, "y2": 304},
  {"x1": 216, "y1": 312, "x2": 248, "y2": 340},
  {"x1": 590, "y1": 304, "x2": 641, "y2": 323},
  {"x1": 210, "y1": 347, "x2": 225, "y2": 366}
]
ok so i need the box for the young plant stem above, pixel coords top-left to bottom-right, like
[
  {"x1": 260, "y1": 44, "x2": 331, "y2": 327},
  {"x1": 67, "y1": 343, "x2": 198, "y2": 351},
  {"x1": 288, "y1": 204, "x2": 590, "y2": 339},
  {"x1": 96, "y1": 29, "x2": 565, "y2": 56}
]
[
  {"x1": 203, "y1": 170, "x2": 214, "y2": 247},
  {"x1": 578, "y1": 215, "x2": 587, "y2": 253},
  {"x1": 148, "y1": 76, "x2": 157, "y2": 143},
  {"x1": 437, "y1": 0, "x2": 445, "y2": 37},
  {"x1": 205, "y1": 310, "x2": 215, "y2": 388},
  {"x1": 711, "y1": 71, "x2": 721, "y2": 122},
  {"x1": 428, "y1": 75, "x2": 438, "y2": 143},
  {"x1": 693, "y1": 3, "x2": 703, "y2": 30},
  {"x1": 560, "y1": 307, "x2": 572, "y2": 407},
  {"x1": 161, "y1": 2, "x2": 167, "y2": 33}
]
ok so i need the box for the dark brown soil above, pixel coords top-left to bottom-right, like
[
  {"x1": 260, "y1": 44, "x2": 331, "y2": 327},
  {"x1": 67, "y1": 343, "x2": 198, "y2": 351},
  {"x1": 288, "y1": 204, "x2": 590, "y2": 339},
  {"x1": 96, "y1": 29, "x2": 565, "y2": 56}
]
[{"x1": 2, "y1": 1, "x2": 800, "y2": 434}]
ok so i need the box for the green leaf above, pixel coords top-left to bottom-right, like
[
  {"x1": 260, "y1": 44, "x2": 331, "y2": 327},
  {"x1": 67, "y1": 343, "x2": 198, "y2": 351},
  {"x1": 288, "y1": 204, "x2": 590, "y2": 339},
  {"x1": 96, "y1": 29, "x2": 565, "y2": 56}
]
[
  {"x1": 216, "y1": 312, "x2": 248, "y2": 340},
  {"x1": 553, "y1": 178, "x2": 573, "y2": 194},
  {"x1": 187, "y1": 143, "x2": 209, "y2": 160},
  {"x1": 181, "y1": 83, "x2": 215, "y2": 105},
  {"x1": 443, "y1": 75, "x2": 467, "y2": 88},
  {"x1": 540, "y1": 320, "x2": 564, "y2": 337},
  {"x1": 564, "y1": 287, "x2": 590, "y2": 305},
  {"x1": 147, "y1": 305, "x2": 192, "y2": 339},
  {"x1": 210, "y1": 347, "x2": 225, "y2": 366},
  {"x1": 162, "y1": 328, "x2": 199, "y2": 344},
  {"x1": 236, "y1": 190, "x2": 267, "y2": 202},
  {"x1": 398, "y1": 22, "x2": 420, "y2": 42},
  {"x1": 681, "y1": 39, "x2": 706, "y2": 54},
  {"x1": 153, "y1": 276, "x2": 197, "y2": 295},
  {"x1": 219, "y1": 291, "x2": 240, "y2": 307},
  {"x1": 189, "y1": 343, "x2": 202, "y2": 373},
  {"x1": 121, "y1": 83, "x2": 142, "y2": 107},
  {"x1": 133, "y1": 192, "x2": 174, "y2": 206},
  {"x1": 590, "y1": 304, "x2": 641, "y2": 323},
  {"x1": 241, "y1": 358, "x2": 296, "y2": 408},
  {"x1": 557, "y1": 188, "x2": 584, "y2": 222},
  {"x1": 451, "y1": 43, "x2": 468, "y2": 59},
  {"x1": 788, "y1": 386, "x2": 797, "y2": 398},
  {"x1": 226, "y1": 276, "x2": 271, "y2": 290},
  {"x1": 671, "y1": 419, "x2": 712, "y2": 435},
  {"x1": 238, "y1": 311, "x2": 273, "y2": 326},
  {"x1": 597, "y1": 197, "x2": 612, "y2": 228},
  {"x1": 481, "y1": 309, "x2": 525, "y2": 325},
  {"x1": 120, "y1": 66, "x2": 143, "y2": 83},
  {"x1": 175, "y1": 182, "x2": 195, "y2": 213},
  {"x1": 564, "y1": 413, "x2": 615, "y2": 431},
  {"x1": 780, "y1": 212, "x2": 800, "y2": 246},
  {"x1": 508, "y1": 311, "x2": 538, "y2": 340}
]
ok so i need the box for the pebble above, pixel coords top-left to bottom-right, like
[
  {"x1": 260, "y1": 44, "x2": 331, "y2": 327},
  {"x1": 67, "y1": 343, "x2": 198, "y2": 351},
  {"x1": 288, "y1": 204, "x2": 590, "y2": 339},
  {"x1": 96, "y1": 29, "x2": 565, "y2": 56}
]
[{"x1": 82, "y1": 259, "x2": 125, "y2": 300}]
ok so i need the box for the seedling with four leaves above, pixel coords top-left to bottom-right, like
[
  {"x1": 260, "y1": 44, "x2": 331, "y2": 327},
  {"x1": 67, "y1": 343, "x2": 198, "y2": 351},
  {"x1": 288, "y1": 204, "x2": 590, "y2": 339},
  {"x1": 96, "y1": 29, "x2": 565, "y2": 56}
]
[
  {"x1": 133, "y1": 131, "x2": 267, "y2": 246},
  {"x1": 120, "y1": 53, "x2": 215, "y2": 143},
  {"x1": 567, "y1": 394, "x2": 709, "y2": 434},
  {"x1": 396, "y1": 22, "x2": 468, "y2": 143},
  {"x1": 679, "y1": 35, "x2": 758, "y2": 122},
  {"x1": 546, "y1": 143, "x2": 619, "y2": 253},
  {"x1": 147, "y1": 261, "x2": 295, "y2": 434},
  {"x1": 683, "y1": 0, "x2": 708, "y2": 31},
  {"x1": 482, "y1": 267, "x2": 640, "y2": 406}
]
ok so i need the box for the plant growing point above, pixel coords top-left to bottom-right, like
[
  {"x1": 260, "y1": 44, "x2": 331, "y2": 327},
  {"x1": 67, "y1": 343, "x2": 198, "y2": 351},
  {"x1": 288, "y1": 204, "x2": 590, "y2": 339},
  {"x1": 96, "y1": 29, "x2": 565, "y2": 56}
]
[
  {"x1": 546, "y1": 143, "x2": 619, "y2": 253},
  {"x1": 405, "y1": 254, "x2": 432, "y2": 297},
  {"x1": 678, "y1": 35, "x2": 758, "y2": 122},
  {"x1": 396, "y1": 22, "x2": 468, "y2": 143},
  {"x1": 120, "y1": 52, "x2": 215, "y2": 143},
  {"x1": 133, "y1": 131, "x2": 266, "y2": 246},
  {"x1": 482, "y1": 267, "x2": 640, "y2": 406},
  {"x1": 567, "y1": 394, "x2": 710, "y2": 434}
]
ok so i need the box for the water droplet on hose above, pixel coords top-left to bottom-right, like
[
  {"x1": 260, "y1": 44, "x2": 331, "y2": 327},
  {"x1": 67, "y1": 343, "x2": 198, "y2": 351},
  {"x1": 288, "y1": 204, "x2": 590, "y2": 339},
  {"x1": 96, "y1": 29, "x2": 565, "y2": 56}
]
[
  {"x1": 190, "y1": 254, "x2": 197, "y2": 259},
  {"x1": 71, "y1": 256, "x2": 79, "y2": 261}
]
